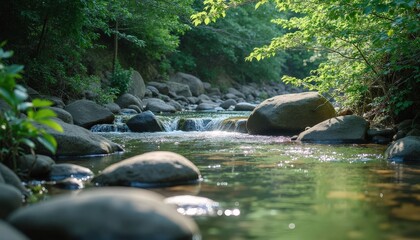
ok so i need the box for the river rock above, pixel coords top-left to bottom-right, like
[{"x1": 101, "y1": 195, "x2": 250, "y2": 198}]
[
  {"x1": 234, "y1": 102, "x2": 256, "y2": 111},
  {"x1": 8, "y1": 188, "x2": 200, "y2": 240},
  {"x1": 49, "y1": 107, "x2": 73, "y2": 124},
  {"x1": 144, "y1": 98, "x2": 176, "y2": 113},
  {"x1": 0, "y1": 220, "x2": 29, "y2": 240},
  {"x1": 104, "y1": 102, "x2": 121, "y2": 114},
  {"x1": 41, "y1": 95, "x2": 65, "y2": 108},
  {"x1": 167, "y1": 81, "x2": 193, "y2": 98},
  {"x1": 385, "y1": 136, "x2": 420, "y2": 162},
  {"x1": 93, "y1": 151, "x2": 201, "y2": 187},
  {"x1": 115, "y1": 93, "x2": 143, "y2": 110},
  {"x1": 170, "y1": 72, "x2": 204, "y2": 97},
  {"x1": 17, "y1": 155, "x2": 55, "y2": 179},
  {"x1": 207, "y1": 87, "x2": 222, "y2": 97},
  {"x1": 37, "y1": 119, "x2": 123, "y2": 157},
  {"x1": 178, "y1": 118, "x2": 212, "y2": 131},
  {"x1": 228, "y1": 87, "x2": 245, "y2": 99},
  {"x1": 219, "y1": 118, "x2": 248, "y2": 133},
  {"x1": 54, "y1": 178, "x2": 84, "y2": 190},
  {"x1": 119, "y1": 108, "x2": 138, "y2": 115},
  {"x1": 196, "y1": 103, "x2": 219, "y2": 111},
  {"x1": 297, "y1": 115, "x2": 369, "y2": 143},
  {"x1": 148, "y1": 82, "x2": 170, "y2": 95},
  {"x1": 0, "y1": 184, "x2": 22, "y2": 219},
  {"x1": 247, "y1": 92, "x2": 337, "y2": 135},
  {"x1": 0, "y1": 164, "x2": 28, "y2": 196},
  {"x1": 167, "y1": 100, "x2": 183, "y2": 111},
  {"x1": 50, "y1": 163, "x2": 94, "y2": 181},
  {"x1": 127, "y1": 104, "x2": 142, "y2": 113},
  {"x1": 147, "y1": 86, "x2": 160, "y2": 97},
  {"x1": 220, "y1": 99, "x2": 237, "y2": 110},
  {"x1": 127, "y1": 70, "x2": 146, "y2": 99},
  {"x1": 64, "y1": 100, "x2": 114, "y2": 129},
  {"x1": 126, "y1": 111, "x2": 164, "y2": 132}
]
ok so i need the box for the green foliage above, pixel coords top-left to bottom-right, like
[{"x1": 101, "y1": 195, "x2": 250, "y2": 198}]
[
  {"x1": 0, "y1": 0, "x2": 195, "y2": 98},
  {"x1": 0, "y1": 47, "x2": 63, "y2": 169},
  {"x1": 172, "y1": 1, "x2": 316, "y2": 84},
  {"x1": 110, "y1": 62, "x2": 132, "y2": 96},
  {"x1": 193, "y1": 0, "x2": 420, "y2": 123}
]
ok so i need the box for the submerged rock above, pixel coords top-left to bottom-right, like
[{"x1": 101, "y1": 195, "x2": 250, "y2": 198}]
[
  {"x1": 126, "y1": 111, "x2": 164, "y2": 132},
  {"x1": 247, "y1": 92, "x2": 336, "y2": 135},
  {"x1": 165, "y1": 195, "x2": 220, "y2": 216},
  {"x1": 178, "y1": 118, "x2": 212, "y2": 131},
  {"x1": 50, "y1": 163, "x2": 94, "y2": 181},
  {"x1": 8, "y1": 188, "x2": 200, "y2": 240},
  {"x1": 385, "y1": 136, "x2": 420, "y2": 162},
  {"x1": 92, "y1": 151, "x2": 201, "y2": 187},
  {"x1": 297, "y1": 115, "x2": 369, "y2": 143}
]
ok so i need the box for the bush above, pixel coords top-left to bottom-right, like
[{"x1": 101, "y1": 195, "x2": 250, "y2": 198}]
[
  {"x1": 0, "y1": 46, "x2": 63, "y2": 170},
  {"x1": 110, "y1": 62, "x2": 132, "y2": 96}
]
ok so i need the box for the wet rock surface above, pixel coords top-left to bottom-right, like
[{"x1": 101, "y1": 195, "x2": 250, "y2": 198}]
[
  {"x1": 8, "y1": 188, "x2": 200, "y2": 240},
  {"x1": 92, "y1": 151, "x2": 201, "y2": 187}
]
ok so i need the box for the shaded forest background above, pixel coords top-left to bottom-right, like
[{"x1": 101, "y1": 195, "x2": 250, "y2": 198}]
[{"x1": 1, "y1": 0, "x2": 418, "y2": 125}]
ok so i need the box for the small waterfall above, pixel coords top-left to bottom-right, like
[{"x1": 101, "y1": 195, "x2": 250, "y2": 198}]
[
  {"x1": 91, "y1": 115, "x2": 131, "y2": 133},
  {"x1": 92, "y1": 112, "x2": 250, "y2": 133}
]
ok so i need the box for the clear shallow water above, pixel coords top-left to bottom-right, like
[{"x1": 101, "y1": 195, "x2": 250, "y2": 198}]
[{"x1": 57, "y1": 130, "x2": 420, "y2": 240}]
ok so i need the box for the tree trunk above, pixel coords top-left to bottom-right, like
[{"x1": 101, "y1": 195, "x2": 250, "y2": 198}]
[{"x1": 112, "y1": 20, "x2": 119, "y2": 74}]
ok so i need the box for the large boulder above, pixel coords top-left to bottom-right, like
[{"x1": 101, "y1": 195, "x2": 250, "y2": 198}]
[
  {"x1": 170, "y1": 72, "x2": 204, "y2": 97},
  {"x1": 297, "y1": 115, "x2": 369, "y2": 143},
  {"x1": 144, "y1": 98, "x2": 176, "y2": 113},
  {"x1": 126, "y1": 111, "x2": 164, "y2": 132},
  {"x1": 64, "y1": 100, "x2": 114, "y2": 129},
  {"x1": 92, "y1": 151, "x2": 201, "y2": 187},
  {"x1": 385, "y1": 136, "x2": 420, "y2": 162},
  {"x1": 247, "y1": 92, "x2": 336, "y2": 135},
  {"x1": 0, "y1": 184, "x2": 23, "y2": 219},
  {"x1": 115, "y1": 93, "x2": 143, "y2": 110},
  {"x1": 37, "y1": 119, "x2": 123, "y2": 157},
  {"x1": 127, "y1": 70, "x2": 146, "y2": 99},
  {"x1": 167, "y1": 81, "x2": 193, "y2": 98},
  {"x1": 8, "y1": 188, "x2": 200, "y2": 240},
  {"x1": 0, "y1": 220, "x2": 29, "y2": 240}
]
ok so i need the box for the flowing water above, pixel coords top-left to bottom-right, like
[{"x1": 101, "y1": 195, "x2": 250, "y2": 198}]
[{"x1": 54, "y1": 112, "x2": 420, "y2": 239}]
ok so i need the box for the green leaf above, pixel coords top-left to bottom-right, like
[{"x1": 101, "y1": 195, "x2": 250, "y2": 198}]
[
  {"x1": 20, "y1": 138, "x2": 35, "y2": 149},
  {"x1": 204, "y1": 17, "x2": 211, "y2": 25},
  {"x1": 32, "y1": 99, "x2": 53, "y2": 108},
  {"x1": 33, "y1": 109, "x2": 57, "y2": 120},
  {"x1": 37, "y1": 119, "x2": 63, "y2": 132},
  {"x1": 37, "y1": 134, "x2": 57, "y2": 154}
]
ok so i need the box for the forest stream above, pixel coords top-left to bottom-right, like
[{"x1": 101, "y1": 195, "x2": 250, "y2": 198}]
[{"x1": 41, "y1": 111, "x2": 420, "y2": 240}]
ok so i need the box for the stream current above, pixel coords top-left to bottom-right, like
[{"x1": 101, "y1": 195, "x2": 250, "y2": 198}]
[{"x1": 55, "y1": 112, "x2": 420, "y2": 239}]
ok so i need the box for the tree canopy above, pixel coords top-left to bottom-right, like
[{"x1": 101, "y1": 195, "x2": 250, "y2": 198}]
[{"x1": 192, "y1": 0, "x2": 419, "y2": 123}]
